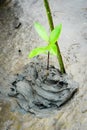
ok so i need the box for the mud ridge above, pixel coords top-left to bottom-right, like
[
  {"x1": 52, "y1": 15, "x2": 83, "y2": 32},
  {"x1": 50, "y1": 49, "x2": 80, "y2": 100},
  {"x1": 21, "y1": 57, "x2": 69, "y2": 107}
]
[{"x1": 8, "y1": 58, "x2": 78, "y2": 117}]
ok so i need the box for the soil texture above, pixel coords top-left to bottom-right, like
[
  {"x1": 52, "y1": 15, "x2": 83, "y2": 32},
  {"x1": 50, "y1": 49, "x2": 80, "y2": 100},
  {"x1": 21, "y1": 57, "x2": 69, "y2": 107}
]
[{"x1": 8, "y1": 58, "x2": 78, "y2": 117}]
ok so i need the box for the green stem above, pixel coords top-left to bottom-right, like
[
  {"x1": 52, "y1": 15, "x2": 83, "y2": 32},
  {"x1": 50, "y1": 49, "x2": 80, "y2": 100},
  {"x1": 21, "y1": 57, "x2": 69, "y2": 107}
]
[{"x1": 43, "y1": 0, "x2": 66, "y2": 74}]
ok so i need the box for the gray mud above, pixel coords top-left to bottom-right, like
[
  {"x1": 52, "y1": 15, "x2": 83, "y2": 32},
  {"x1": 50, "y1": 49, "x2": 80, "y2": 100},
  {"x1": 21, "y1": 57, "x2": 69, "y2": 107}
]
[
  {"x1": 0, "y1": 0, "x2": 87, "y2": 129},
  {"x1": 8, "y1": 58, "x2": 78, "y2": 117}
]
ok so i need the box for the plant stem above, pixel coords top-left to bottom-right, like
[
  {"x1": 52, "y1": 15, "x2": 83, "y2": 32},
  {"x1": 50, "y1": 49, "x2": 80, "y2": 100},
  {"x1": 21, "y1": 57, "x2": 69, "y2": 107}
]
[
  {"x1": 47, "y1": 51, "x2": 49, "y2": 70},
  {"x1": 43, "y1": 0, "x2": 66, "y2": 74}
]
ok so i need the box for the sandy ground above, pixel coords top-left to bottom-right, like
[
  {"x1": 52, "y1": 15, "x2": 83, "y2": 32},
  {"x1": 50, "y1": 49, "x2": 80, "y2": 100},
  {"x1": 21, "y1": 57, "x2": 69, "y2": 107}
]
[{"x1": 0, "y1": 0, "x2": 87, "y2": 130}]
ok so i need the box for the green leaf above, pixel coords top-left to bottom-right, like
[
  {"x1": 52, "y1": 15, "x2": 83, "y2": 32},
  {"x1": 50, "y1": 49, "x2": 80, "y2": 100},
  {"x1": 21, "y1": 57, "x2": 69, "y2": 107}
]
[
  {"x1": 50, "y1": 44, "x2": 57, "y2": 55},
  {"x1": 47, "y1": 44, "x2": 57, "y2": 56},
  {"x1": 34, "y1": 22, "x2": 49, "y2": 42},
  {"x1": 29, "y1": 46, "x2": 47, "y2": 58},
  {"x1": 49, "y1": 24, "x2": 62, "y2": 45}
]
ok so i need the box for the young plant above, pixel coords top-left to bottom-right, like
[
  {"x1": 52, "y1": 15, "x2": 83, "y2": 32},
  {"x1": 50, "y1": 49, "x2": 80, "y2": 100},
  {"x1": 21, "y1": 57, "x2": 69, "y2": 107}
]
[
  {"x1": 43, "y1": 0, "x2": 66, "y2": 73},
  {"x1": 29, "y1": 22, "x2": 62, "y2": 69}
]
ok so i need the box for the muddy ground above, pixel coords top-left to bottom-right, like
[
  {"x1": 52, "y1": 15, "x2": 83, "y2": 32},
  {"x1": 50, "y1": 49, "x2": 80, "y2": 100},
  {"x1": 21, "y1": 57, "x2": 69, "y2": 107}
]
[{"x1": 0, "y1": 0, "x2": 87, "y2": 130}]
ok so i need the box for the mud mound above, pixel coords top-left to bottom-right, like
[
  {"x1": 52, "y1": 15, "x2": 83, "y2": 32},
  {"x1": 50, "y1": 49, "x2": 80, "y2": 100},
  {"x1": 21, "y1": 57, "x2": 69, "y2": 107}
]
[{"x1": 8, "y1": 59, "x2": 78, "y2": 117}]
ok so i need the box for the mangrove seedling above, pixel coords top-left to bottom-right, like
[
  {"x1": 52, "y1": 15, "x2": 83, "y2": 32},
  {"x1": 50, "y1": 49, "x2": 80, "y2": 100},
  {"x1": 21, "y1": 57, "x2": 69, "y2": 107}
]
[
  {"x1": 29, "y1": 22, "x2": 62, "y2": 70},
  {"x1": 43, "y1": 0, "x2": 65, "y2": 73}
]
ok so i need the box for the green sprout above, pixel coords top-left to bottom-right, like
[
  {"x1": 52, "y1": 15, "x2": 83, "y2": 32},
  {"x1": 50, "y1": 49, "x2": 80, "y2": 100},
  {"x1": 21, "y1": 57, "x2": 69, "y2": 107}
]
[{"x1": 28, "y1": 22, "x2": 62, "y2": 69}]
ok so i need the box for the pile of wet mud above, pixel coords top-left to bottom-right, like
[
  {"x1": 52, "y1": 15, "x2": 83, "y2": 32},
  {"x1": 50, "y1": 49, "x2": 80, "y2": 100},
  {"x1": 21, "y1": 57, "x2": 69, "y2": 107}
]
[{"x1": 8, "y1": 58, "x2": 78, "y2": 116}]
